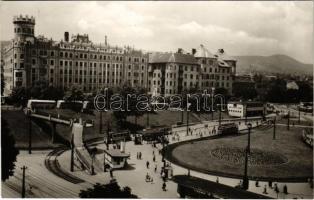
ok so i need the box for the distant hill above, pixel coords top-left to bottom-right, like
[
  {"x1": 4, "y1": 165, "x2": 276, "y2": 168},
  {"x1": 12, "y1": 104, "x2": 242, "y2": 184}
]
[{"x1": 234, "y1": 54, "x2": 313, "y2": 75}]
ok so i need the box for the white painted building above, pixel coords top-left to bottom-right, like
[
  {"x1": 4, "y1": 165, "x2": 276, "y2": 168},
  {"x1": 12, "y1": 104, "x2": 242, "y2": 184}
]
[{"x1": 227, "y1": 101, "x2": 265, "y2": 118}]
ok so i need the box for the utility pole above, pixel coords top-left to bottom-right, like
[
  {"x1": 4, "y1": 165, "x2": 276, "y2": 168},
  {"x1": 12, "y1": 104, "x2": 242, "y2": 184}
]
[
  {"x1": 181, "y1": 109, "x2": 184, "y2": 123},
  {"x1": 28, "y1": 116, "x2": 32, "y2": 154},
  {"x1": 70, "y1": 135, "x2": 74, "y2": 172},
  {"x1": 242, "y1": 146, "x2": 249, "y2": 190},
  {"x1": 243, "y1": 123, "x2": 252, "y2": 190},
  {"x1": 186, "y1": 108, "x2": 189, "y2": 136},
  {"x1": 245, "y1": 104, "x2": 248, "y2": 125},
  {"x1": 211, "y1": 87, "x2": 215, "y2": 120},
  {"x1": 21, "y1": 166, "x2": 27, "y2": 198},
  {"x1": 219, "y1": 105, "x2": 222, "y2": 126},
  {"x1": 106, "y1": 119, "x2": 110, "y2": 150},
  {"x1": 99, "y1": 111, "x2": 103, "y2": 135},
  {"x1": 162, "y1": 128, "x2": 167, "y2": 168},
  {"x1": 273, "y1": 117, "x2": 276, "y2": 140},
  {"x1": 247, "y1": 123, "x2": 252, "y2": 154}
]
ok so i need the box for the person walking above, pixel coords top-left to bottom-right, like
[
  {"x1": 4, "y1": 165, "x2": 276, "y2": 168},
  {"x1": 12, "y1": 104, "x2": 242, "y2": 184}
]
[
  {"x1": 146, "y1": 161, "x2": 150, "y2": 169},
  {"x1": 154, "y1": 164, "x2": 157, "y2": 173},
  {"x1": 263, "y1": 185, "x2": 268, "y2": 194},
  {"x1": 162, "y1": 182, "x2": 167, "y2": 191},
  {"x1": 110, "y1": 168, "x2": 113, "y2": 178},
  {"x1": 153, "y1": 155, "x2": 156, "y2": 162}
]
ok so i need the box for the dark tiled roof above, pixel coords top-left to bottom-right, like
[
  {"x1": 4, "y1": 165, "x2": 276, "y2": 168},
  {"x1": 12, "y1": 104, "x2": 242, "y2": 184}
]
[
  {"x1": 149, "y1": 52, "x2": 198, "y2": 65},
  {"x1": 104, "y1": 149, "x2": 129, "y2": 158},
  {"x1": 172, "y1": 175, "x2": 271, "y2": 199}
]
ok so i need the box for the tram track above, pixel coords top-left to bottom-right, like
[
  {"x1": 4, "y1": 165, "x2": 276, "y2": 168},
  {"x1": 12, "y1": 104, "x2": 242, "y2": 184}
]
[{"x1": 44, "y1": 147, "x2": 85, "y2": 184}]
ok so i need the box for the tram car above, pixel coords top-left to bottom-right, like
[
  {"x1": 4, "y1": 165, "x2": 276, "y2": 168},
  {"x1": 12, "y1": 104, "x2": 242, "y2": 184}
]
[
  {"x1": 217, "y1": 123, "x2": 239, "y2": 135},
  {"x1": 27, "y1": 99, "x2": 56, "y2": 110}
]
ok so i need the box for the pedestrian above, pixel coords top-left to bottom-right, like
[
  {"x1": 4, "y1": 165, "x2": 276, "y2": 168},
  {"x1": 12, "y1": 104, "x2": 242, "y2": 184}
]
[
  {"x1": 153, "y1": 155, "x2": 156, "y2": 162},
  {"x1": 274, "y1": 183, "x2": 279, "y2": 193},
  {"x1": 146, "y1": 161, "x2": 150, "y2": 169},
  {"x1": 268, "y1": 180, "x2": 272, "y2": 188},
  {"x1": 263, "y1": 185, "x2": 268, "y2": 194},
  {"x1": 283, "y1": 184, "x2": 288, "y2": 194},
  {"x1": 216, "y1": 177, "x2": 219, "y2": 183},
  {"x1": 255, "y1": 180, "x2": 260, "y2": 187},
  {"x1": 136, "y1": 152, "x2": 139, "y2": 159},
  {"x1": 110, "y1": 168, "x2": 113, "y2": 178},
  {"x1": 154, "y1": 164, "x2": 157, "y2": 173},
  {"x1": 162, "y1": 182, "x2": 167, "y2": 191},
  {"x1": 139, "y1": 152, "x2": 142, "y2": 160}
]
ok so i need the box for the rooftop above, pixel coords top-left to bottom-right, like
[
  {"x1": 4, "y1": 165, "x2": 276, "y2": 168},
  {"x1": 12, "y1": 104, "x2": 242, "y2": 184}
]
[
  {"x1": 149, "y1": 52, "x2": 198, "y2": 65},
  {"x1": 104, "y1": 149, "x2": 130, "y2": 158},
  {"x1": 194, "y1": 44, "x2": 215, "y2": 59},
  {"x1": 215, "y1": 49, "x2": 237, "y2": 61}
]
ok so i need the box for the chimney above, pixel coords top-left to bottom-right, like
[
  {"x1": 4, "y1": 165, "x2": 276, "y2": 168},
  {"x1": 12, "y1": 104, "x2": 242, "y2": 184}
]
[
  {"x1": 105, "y1": 35, "x2": 107, "y2": 46},
  {"x1": 192, "y1": 48, "x2": 196, "y2": 55},
  {"x1": 64, "y1": 32, "x2": 69, "y2": 42}
]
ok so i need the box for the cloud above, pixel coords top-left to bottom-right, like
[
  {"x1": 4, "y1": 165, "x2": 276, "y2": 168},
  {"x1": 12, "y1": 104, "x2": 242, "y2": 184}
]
[{"x1": 0, "y1": 1, "x2": 312, "y2": 63}]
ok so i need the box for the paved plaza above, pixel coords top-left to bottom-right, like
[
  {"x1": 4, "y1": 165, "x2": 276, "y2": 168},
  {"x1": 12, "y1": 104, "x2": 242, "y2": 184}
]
[{"x1": 2, "y1": 117, "x2": 313, "y2": 198}]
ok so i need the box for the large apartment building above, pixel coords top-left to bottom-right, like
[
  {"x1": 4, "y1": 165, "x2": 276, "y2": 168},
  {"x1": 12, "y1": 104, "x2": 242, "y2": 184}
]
[
  {"x1": 148, "y1": 45, "x2": 236, "y2": 96},
  {"x1": 2, "y1": 15, "x2": 236, "y2": 97},
  {"x1": 2, "y1": 15, "x2": 148, "y2": 95}
]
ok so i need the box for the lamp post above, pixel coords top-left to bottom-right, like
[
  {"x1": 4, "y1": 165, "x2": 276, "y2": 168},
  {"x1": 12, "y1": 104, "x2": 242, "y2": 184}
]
[
  {"x1": 247, "y1": 123, "x2": 252, "y2": 154},
  {"x1": 242, "y1": 123, "x2": 252, "y2": 190},
  {"x1": 211, "y1": 87, "x2": 215, "y2": 120},
  {"x1": 245, "y1": 104, "x2": 248, "y2": 125},
  {"x1": 70, "y1": 134, "x2": 74, "y2": 172},
  {"x1": 186, "y1": 103, "x2": 191, "y2": 136},
  {"x1": 21, "y1": 166, "x2": 27, "y2": 198},
  {"x1": 162, "y1": 128, "x2": 167, "y2": 168},
  {"x1": 28, "y1": 114, "x2": 32, "y2": 154}
]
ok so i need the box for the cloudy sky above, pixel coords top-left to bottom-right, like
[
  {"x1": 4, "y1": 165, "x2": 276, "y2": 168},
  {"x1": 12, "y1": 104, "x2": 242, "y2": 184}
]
[{"x1": 0, "y1": 1, "x2": 312, "y2": 63}]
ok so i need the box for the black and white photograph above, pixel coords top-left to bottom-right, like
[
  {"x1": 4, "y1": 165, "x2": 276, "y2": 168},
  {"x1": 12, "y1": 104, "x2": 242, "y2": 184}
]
[{"x1": 0, "y1": 1, "x2": 313, "y2": 199}]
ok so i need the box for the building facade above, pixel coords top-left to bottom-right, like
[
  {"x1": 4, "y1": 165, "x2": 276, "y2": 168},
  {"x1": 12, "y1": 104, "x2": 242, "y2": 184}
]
[
  {"x1": 2, "y1": 15, "x2": 149, "y2": 96},
  {"x1": 2, "y1": 15, "x2": 236, "y2": 97}
]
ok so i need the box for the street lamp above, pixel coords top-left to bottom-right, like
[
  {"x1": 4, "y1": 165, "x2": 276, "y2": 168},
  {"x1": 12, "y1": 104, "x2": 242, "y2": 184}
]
[
  {"x1": 242, "y1": 122, "x2": 252, "y2": 190},
  {"x1": 162, "y1": 128, "x2": 167, "y2": 169},
  {"x1": 186, "y1": 102, "x2": 191, "y2": 136},
  {"x1": 211, "y1": 87, "x2": 215, "y2": 120},
  {"x1": 247, "y1": 123, "x2": 252, "y2": 154}
]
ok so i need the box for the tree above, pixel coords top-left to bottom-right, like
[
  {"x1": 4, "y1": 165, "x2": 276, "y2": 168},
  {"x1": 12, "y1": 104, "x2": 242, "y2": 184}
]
[
  {"x1": 79, "y1": 181, "x2": 138, "y2": 198},
  {"x1": 1, "y1": 118, "x2": 19, "y2": 181},
  {"x1": 64, "y1": 86, "x2": 85, "y2": 112},
  {"x1": 113, "y1": 84, "x2": 146, "y2": 127},
  {"x1": 9, "y1": 87, "x2": 30, "y2": 107}
]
